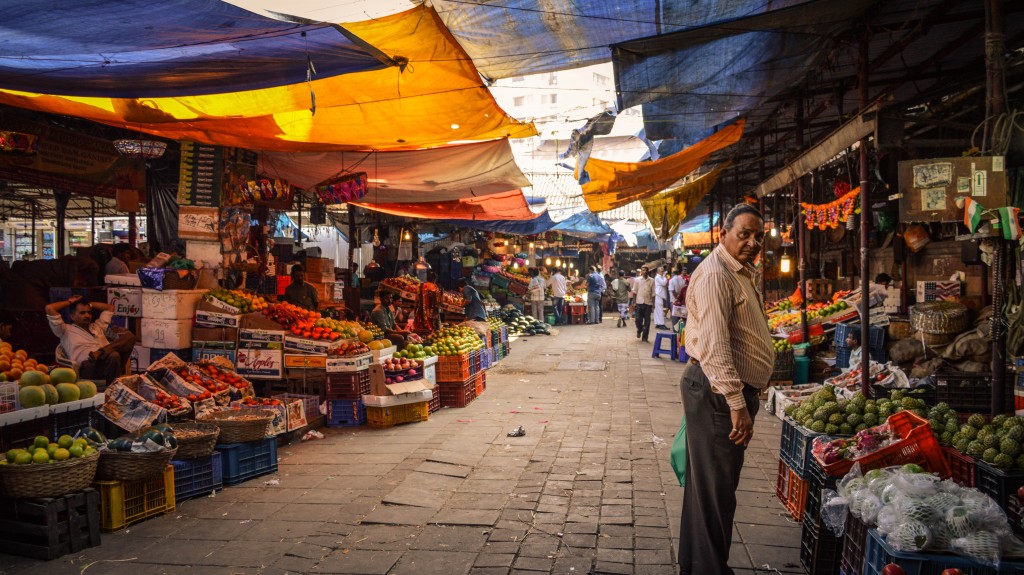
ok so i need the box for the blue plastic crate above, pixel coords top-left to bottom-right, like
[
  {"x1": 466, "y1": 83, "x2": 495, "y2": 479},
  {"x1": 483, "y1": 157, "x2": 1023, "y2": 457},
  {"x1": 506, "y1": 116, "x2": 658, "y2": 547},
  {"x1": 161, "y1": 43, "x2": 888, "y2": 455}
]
[
  {"x1": 834, "y1": 323, "x2": 885, "y2": 350},
  {"x1": 172, "y1": 452, "x2": 223, "y2": 503},
  {"x1": 864, "y1": 528, "x2": 1024, "y2": 575},
  {"x1": 216, "y1": 438, "x2": 278, "y2": 486},
  {"x1": 327, "y1": 399, "x2": 366, "y2": 427},
  {"x1": 835, "y1": 344, "x2": 888, "y2": 370}
]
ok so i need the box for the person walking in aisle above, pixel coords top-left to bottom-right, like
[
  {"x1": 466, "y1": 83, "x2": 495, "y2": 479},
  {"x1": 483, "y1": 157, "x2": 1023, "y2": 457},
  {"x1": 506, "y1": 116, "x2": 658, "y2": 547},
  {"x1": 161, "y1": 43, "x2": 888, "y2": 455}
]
[
  {"x1": 527, "y1": 267, "x2": 546, "y2": 321},
  {"x1": 633, "y1": 268, "x2": 655, "y2": 341},
  {"x1": 547, "y1": 267, "x2": 568, "y2": 325},
  {"x1": 585, "y1": 266, "x2": 605, "y2": 324},
  {"x1": 653, "y1": 266, "x2": 669, "y2": 329},
  {"x1": 669, "y1": 264, "x2": 689, "y2": 328},
  {"x1": 610, "y1": 269, "x2": 631, "y2": 327},
  {"x1": 679, "y1": 204, "x2": 773, "y2": 575}
]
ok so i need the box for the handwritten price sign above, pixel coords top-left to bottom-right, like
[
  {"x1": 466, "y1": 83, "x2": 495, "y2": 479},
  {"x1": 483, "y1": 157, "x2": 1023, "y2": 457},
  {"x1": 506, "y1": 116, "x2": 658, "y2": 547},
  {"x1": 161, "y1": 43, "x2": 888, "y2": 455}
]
[{"x1": 178, "y1": 206, "x2": 219, "y2": 240}]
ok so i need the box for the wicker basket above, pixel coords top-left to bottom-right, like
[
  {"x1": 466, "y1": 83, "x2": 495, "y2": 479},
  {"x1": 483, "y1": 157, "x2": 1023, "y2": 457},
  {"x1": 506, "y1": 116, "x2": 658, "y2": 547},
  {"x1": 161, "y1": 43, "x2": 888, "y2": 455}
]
[
  {"x1": 887, "y1": 319, "x2": 912, "y2": 340},
  {"x1": 169, "y1": 422, "x2": 220, "y2": 460},
  {"x1": 0, "y1": 451, "x2": 100, "y2": 498},
  {"x1": 909, "y1": 302, "x2": 969, "y2": 335},
  {"x1": 96, "y1": 448, "x2": 177, "y2": 482},
  {"x1": 197, "y1": 410, "x2": 274, "y2": 444},
  {"x1": 912, "y1": 330, "x2": 954, "y2": 346}
]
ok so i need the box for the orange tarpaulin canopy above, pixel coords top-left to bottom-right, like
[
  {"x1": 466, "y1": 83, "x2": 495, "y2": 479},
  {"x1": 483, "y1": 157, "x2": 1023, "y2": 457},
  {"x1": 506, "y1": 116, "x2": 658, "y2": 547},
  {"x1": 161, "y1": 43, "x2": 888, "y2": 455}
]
[
  {"x1": 580, "y1": 120, "x2": 743, "y2": 212},
  {"x1": 352, "y1": 190, "x2": 536, "y2": 221},
  {"x1": 641, "y1": 163, "x2": 728, "y2": 240},
  {"x1": 0, "y1": 6, "x2": 535, "y2": 151}
]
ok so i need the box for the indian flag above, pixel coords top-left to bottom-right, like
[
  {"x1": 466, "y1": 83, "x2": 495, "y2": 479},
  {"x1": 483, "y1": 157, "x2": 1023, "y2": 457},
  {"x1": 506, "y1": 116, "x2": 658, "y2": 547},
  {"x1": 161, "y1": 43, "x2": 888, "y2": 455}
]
[
  {"x1": 964, "y1": 197, "x2": 983, "y2": 233},
  {"x1": 998, "y1": 206, "x2": 1021, "y2": 240}
]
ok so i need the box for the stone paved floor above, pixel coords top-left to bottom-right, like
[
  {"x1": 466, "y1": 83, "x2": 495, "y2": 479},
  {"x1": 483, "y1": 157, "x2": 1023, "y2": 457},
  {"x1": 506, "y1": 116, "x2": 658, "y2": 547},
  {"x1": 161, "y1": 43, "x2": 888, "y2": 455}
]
[{"x1": 0, "y1": 320, "x2": 802, "y2": 575}]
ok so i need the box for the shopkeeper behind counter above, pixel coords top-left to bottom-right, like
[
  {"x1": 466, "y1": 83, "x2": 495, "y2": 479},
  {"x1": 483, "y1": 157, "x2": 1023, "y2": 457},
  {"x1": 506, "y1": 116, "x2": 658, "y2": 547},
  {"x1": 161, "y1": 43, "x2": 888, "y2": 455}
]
[
  {"x1": 370, "y1": 291, "x2": 410, "y2": 347},
  {"x1": 283, "y1": 265, "x2": 319, "y2": 311}
]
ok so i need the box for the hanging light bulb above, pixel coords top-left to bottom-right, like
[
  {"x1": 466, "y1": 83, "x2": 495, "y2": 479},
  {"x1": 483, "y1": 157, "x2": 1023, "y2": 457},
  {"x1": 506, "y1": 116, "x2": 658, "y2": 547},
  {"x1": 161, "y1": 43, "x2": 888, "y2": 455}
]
[
  {"x1": 529, "y1": 242, "x2": 535, "y2": 249},
  {"x1": 555, "y1": 258, "x2": 561, "y2": 267},
  {"x1": 780, "y1": 253, "x2": 792, "y2": 274},
  {"x1": 569, "y1": 262, "x2": 574, "y2": 269},
  {"x1": 403, "y1": 229, "x2": 411, "y2": 241},
  {"x1": 513, "y1": 262, "x2": 519, "y2": 269},
  {"x1": 545, "y1": 257, "x2": 552, "y2": 265},
  {"x1": 770, "y1": 227, "x2": 778, "y2": 237}
]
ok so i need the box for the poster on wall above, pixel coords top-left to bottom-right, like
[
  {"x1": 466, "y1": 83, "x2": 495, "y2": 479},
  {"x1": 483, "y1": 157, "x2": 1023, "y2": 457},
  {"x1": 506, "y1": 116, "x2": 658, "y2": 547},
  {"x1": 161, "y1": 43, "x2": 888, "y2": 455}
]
[
  {"x1": 178, "y1": 206, "x2": 219, "y2": 241},
  {"x1": 898, "y1": 156, "x2": 1007, "y2": 222}
]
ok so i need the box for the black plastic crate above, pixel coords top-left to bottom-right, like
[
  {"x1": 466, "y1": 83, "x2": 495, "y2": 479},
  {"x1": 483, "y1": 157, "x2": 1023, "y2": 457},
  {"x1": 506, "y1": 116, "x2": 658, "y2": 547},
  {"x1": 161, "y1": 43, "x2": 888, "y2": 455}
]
[
  {"x1": 50, "y1": 407, "x2": 97, "y2": 442},
  {"x1": 0, "y1": 411, "x2": 52, "y2": 452},
  {"x1": 935, "y1": 369, "x2": 1014, "y2": 413},
  {"x1": 0, "y1": 488, "x2": 101, "y2": 560},
  {"x1": 804, "y1": 460, "x2": 839, "y2": 523},
  {"x1": 975, "y1": 460, "x2": 1024, "y2": 516},
  {"x1": 800, "y1": 515, "x2": 842, "y2": 575},
  {"x1": 1008, "y1": 493, "x2": 1024, "y2": 539},
  {"x1": 840, "y1": 513, "x2": 869, "y2": 575},
  {"x1": 325, "y1": 370, "x2": 370, "y2": 401},
  {"x1": 780, "y1": 417, "x2": 824, "y2": 480},
  {"x1": 869, "y1": 383, "x2": 936, "y2": 405}
]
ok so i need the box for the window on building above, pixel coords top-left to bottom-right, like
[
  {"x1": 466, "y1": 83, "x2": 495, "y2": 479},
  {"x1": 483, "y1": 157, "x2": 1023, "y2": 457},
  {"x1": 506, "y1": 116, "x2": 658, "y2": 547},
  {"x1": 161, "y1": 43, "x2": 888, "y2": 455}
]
[
  {"x1": 511, "y1": 76, "x2": 525, "y2": 83},
  {"x1": 548, "y1": 73, "x2": 558, "y2": 86},
  {"x1": 592, "y1": 73, "x2": 609, "y2": 87},
  {"x1": 549, "y1": 93, "x2": 557, "y2": 104},
  {"x1": 513, "y1": 96, "x2": 525, "y2": 107}
]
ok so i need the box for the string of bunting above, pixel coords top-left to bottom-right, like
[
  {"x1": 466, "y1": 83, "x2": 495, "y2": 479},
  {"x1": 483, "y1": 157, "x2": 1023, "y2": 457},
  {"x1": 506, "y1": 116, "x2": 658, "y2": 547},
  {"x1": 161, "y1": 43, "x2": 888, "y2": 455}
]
[{"x1": 800, "y1": 187, "x2": 860, "y2": 230}]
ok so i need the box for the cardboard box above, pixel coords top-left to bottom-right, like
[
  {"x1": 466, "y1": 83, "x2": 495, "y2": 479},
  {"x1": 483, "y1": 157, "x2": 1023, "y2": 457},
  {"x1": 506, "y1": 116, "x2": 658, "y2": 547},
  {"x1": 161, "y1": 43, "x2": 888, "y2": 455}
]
[
  {"x1": 284, "y1": 398, "x2": 307, "y2": 431},
  {"x1": 284, "y1": 353, "x2": 328, "y2": 369},
  {"x1": 107, "y1": 286, "x2": 143, "y2": 318},
  {"x1": 368, "y1": 364, "x2": 432, "y2": 397},
  {"x1": 192, "y1": 345, "x2": 237, "y2": 364},
  {"x1": 140, "y1": 318, "x2": 192, "y2": 349},
  {"x1": 141, "y1": 289, "x2": 208, "y2": 320},
  {"x1": 193, "y1": 326, "x2": 239, "y2": 343},
  {"x1": 371, "y1": 345, "x2": 397, "y2": 362},
  {"x1": 236, "y1": 348, "x2": 283, "y2": 380},
  {"x1": 202, "y1": 295, "x2": 241, "y2": 315},
  {"x1": 326, "y1": 353, "x2": 373, "y2": 373},
  {"x1": 362, "y1": 388, "x2": 433, "y2": 407},
  {"x1": 130, "y1": 345, "x2": 152, "y2": 372},
  {"x1": 304, "y1": 257, "x2": 333, "y2": 274},
  {"x1": 106, "y1": 273, "x2": 142, "y2": 287},
  {"x1": 195, "y1": 300, "x2": 241, "y2": 328},
  {"x1": 284, "y1": 335, "x2": 342, "y2": 355}
]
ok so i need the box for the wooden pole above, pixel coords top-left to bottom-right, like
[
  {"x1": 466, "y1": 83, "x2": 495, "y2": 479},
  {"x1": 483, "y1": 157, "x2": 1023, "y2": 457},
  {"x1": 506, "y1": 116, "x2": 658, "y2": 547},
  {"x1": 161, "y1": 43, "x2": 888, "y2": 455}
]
[{"x1": 858, "y1": 30, "x2": 872, "y2": 397}]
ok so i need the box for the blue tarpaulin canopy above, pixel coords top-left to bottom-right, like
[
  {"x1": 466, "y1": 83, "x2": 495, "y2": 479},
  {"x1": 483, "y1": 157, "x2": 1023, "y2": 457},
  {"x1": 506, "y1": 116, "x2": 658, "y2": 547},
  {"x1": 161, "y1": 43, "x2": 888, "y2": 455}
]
[
  {"x1": 442, "y1": 209, "x2": 614, "y2": 238},
  {"x1": 612, "y1": 0, "x2": 875, "y2": 145},
  {"x1": 0, "y1": 0, "x2": 391, "y2": 98},
  {"x1": 678, "y1": 213, "x2": 717, "y2": 234},
  {"x1": 552, "y1": 211, "x2": 613, "y2": 236},
  {"x1": 428, "y1": 0, "x2": 812, "y2": 81}
]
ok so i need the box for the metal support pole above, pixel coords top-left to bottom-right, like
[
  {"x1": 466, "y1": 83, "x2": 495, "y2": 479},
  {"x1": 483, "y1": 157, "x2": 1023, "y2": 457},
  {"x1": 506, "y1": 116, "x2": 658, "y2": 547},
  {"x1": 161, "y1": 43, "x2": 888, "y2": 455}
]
[
  {"x1": 348, "y1": 206, "x2": 357, "y2": 270},
  {"x1": 128, "y1": 211, "x2": 137, "y2": 247},
  {"x1": 296, "y1": 195, "x2": 303, "y2": 248},
  {"x1": 90, "y1": 198, "x2": 96, "y2": 246},
  {"x1": 30, "y1": 202, "x2": 36, "y2": 257},
  {"x1": 987, "y1": 0, "x2": 1007, "y2": 415},
  {"x1": 759, "y1": 135, "x2": 767, "y2": 299},
  {"x1": 859, "y1": 31, "x2": 872, "y2": 397},
  {"x1": 796, "y1": 98, "x2": 809, "y2": 345}
]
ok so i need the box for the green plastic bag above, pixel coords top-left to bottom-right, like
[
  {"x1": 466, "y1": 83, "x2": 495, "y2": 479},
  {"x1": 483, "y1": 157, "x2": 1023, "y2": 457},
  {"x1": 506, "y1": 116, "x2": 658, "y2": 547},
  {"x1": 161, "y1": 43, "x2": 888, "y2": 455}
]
[{"x1": 670, "y1": 415, "x2": 687, "y2": 487}]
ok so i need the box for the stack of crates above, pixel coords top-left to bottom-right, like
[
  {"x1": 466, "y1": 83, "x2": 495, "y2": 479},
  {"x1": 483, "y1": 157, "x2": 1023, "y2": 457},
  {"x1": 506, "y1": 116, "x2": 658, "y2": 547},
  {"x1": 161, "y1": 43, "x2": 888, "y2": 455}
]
[
  {"x1": 0, "y1": 488, "x2": 102, "y2": 559},
  {"x1": 569, "y1": 304, "x2": 585, "y2": 325},
  {"x1": 217, "y1": 437, "x2": 278, "y2": 486},
  {"x1": 325, "y1": 369, "x2": 370, "y2": 427}
]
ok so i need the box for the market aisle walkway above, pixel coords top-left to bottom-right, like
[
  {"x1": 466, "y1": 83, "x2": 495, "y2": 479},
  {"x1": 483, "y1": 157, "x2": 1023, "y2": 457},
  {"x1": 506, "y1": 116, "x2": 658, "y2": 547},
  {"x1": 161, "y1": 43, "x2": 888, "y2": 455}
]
[{"x1": 0, "y1": 320, "x2": 801, "y2": 575}]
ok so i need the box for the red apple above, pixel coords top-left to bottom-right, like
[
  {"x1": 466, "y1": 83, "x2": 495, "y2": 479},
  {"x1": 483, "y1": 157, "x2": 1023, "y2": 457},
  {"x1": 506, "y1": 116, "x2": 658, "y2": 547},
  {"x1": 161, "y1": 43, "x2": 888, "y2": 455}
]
[
  {"x1": 882, "y1": 565, "x2": 906, "y2": 575},
  {"x1": 408, "y1": 369, "x2": 417, "y2": 376},
  {"x1": 1018, "y1": 485, "x2": 1024, "y2": 501},
  {"x1": 940, "y1": 570, "x2": 965, "y2": 575},
  {"x1": 395, "y1": 376, "x2": 404, "y2": 383}
]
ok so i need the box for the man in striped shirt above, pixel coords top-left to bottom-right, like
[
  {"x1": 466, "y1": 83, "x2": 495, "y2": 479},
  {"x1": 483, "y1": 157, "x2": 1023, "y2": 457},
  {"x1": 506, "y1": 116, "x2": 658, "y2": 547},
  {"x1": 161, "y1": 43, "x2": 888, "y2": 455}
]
[{"x1": 679, "y1": 204, "x2": 774, "y2": 575}]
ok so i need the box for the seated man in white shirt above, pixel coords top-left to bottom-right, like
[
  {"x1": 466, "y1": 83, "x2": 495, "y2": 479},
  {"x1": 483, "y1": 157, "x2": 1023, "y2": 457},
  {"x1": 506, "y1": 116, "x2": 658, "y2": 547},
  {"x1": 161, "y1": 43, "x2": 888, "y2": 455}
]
[{"x1": 46, "y1": 295, "x2": 136, "y2": 383}]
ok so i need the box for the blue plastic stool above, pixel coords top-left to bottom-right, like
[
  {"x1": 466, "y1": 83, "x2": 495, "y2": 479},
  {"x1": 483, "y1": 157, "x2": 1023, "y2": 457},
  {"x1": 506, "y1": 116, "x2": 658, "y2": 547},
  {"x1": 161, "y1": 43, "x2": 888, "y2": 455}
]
[
  {"x1": 652, "y1": 332, "x2": 678, "y2": 360},
  {"x1": 678, "y1": 346, "x2": 690, "y2": 363}
]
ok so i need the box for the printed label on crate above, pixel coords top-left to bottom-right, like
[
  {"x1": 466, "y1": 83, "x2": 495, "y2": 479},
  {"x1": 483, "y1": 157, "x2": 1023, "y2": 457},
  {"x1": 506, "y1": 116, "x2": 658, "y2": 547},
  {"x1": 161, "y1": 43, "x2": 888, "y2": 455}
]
[
  {"x1": 107, "y1": 286, "x2": 142, "y2": 318},
  {"x1": 196, "y1": 309, "x2": 241, "y2": 328},
  {"x1": 326, "y1": 353, "x2": 373, "y2": 372},
  {"x1": 191, "y1": 346, "x2": 237, "y2": 364},
  {"x1": 284, "y1": 353, "x2": 328, "y2": 369},
  {"x1": 236, "y1": 348, "x2": 283, "y2": 379},
  {"x1": 238, "y1": 328, "x2": 286, "y2": 344},
  {"x1": 284, "y1": 336, "x2": 342, "y2": 355},
  {"x1": 202, "y1": 295, "x2": 241, "y2": 315},
  {"x1": 285, "y1": 399, "x2": 307, "y2": 431}
]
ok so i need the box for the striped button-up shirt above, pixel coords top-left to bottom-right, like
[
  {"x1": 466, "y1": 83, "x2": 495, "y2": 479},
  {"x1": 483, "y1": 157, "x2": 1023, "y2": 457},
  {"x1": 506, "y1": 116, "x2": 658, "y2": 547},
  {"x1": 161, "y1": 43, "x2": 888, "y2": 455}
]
[{"x1": 685, "y1": 245, "x2": 774, "y2": 410}]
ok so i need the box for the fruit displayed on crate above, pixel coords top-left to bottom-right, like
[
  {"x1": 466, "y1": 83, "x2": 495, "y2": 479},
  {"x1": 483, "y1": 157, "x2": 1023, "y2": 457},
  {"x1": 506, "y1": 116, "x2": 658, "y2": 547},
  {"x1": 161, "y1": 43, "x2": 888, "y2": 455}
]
[
  {"x1": 950, "y1": 413, "x2": 1024, "y2": 469},
  {"x1": 442, "y1": 291, "x2": 466, "y2": 307},
  {"x1": 105, "y1": 425, "x2": 178, "y2": 452},
  {"x1": 237, "y1": 397, "x2": 284, "y2": 407},
  {"x1": 207, "y1": 288, "x2": 268, "y2": 314},
  {"x1": 425, "y1": 325, "x2": 485, "y2": 355},
  {"x1": 359, "y1": 321, "x2": 387, "y2": 341},
  {"x1": 171, "y1": 367, "x2": 217, "y2": 401},
  {"x1": 195, "y1": 363, "x2": 251, "y2": 393},
  {"x1": 381, "y1": 276, "x2": 421, "y2": 293},
  {"x1": 840, "y1": 463, "x2": 1016, "y2": 565},
  {"x1": 2, "y1": 434, "x2": 97, "y2": 465},
  {"x1": 383, "y1": 357, "x2": 422, "y2": 375},
  {"x1": 15, "y1": 366, "x2": 93, "y2": 408},
  {"x1": 151, "y1": 391, "x2": 188, "y2": 411},
  {"x1": 784, "y1": 388, "x2": 932, "y2": 436},
  {"x1": 262, "y1": 302, "x2": 319, "y2": 328},
  {"x1": 395, "y1": 343, "x2": 434, "y2": 360},
  {"x1": 816, "y1": 427, "x2": 895, "y2": 465},
  {"x1": 328, "y1": 341, "x2": 371, "y2": 356}
]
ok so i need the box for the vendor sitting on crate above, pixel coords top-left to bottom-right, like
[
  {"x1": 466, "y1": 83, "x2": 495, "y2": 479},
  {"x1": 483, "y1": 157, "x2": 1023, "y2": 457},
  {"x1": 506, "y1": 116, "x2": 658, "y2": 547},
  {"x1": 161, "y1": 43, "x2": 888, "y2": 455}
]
[
  {"x1": 843, "y1": 327, "x2": 863, "y2": 372},
  {"x1": 370, "y1": 291, "x2": 410, "y2": 347},
  {"x1": 46, "y1": 295, "x2": 136, "y2": 383}
]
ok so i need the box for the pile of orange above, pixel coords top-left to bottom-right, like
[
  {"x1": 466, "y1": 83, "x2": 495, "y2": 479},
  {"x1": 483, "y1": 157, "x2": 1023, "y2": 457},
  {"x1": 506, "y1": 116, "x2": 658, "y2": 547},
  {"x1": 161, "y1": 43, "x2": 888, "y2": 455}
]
[{"x1": 0, "y1": 341, "x2": 48, "y2": 383}]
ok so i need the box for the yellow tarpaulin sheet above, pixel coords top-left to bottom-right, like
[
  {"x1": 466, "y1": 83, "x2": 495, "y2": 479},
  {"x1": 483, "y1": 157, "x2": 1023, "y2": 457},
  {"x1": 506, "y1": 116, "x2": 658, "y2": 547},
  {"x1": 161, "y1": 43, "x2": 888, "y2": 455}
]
[
  {"x1": 641, "y1": 163, "x2": 729, "y2": 240},
  {"x1": 0, "y1": 6, "x2": 535, "y2": 152},
  {"x1": 352, "y1": 190, "x2": 536, "y2": 221},
  {"x1": 581, "y1": 120, "x2": 743, "y2": 212}
]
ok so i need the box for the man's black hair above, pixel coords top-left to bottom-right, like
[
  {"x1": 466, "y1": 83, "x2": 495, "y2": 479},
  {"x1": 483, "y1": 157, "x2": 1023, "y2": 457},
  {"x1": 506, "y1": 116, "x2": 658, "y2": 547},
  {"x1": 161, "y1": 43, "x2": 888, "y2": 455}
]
[
  {"x1": 70, "y1": 300, "x2": 91, "y2": 314},
  {"x1": 723, "y1": 204, "x2": 764, "y2": 230}
]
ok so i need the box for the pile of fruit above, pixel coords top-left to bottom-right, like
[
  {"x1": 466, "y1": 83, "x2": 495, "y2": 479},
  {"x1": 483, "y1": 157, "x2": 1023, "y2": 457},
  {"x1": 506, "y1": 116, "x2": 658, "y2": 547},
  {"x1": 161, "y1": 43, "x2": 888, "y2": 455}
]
[
  {"x1": 495, "y1": 307, "x2": 549, "y2": 335},
  {"x1": 486, "y1": 317, "x2": 506, "y2": 331},
  {"x1": 381, "y1": 275, "x2": 420, "y2": 293},
  {"x1": 172, "y1": 367, "x2": 220, "y2": 402},
  {"x1": 151, "y1": 390, "x2": 189, "y2": 412},
  {"x1": 442, "y1": 291, "x2": 466, "y2": 307},
  {"x1": 106, "y1": 424, "x2": 177, "y2": 452},
  {"x1": 195, "y1": 363, "x2": 251, "y2": 393},
  {"x1": 17, "y1": 367, "x2": 95, "y2": 409},
  {"x1": 383, "y1": 357, "x2": 422, "y2": 375},
  {"x1": 328, "y1": 341, "x2": 371, "y2": 356},
  {"x1": 768, "y1": 310, "x2": 801, "y2": 331},
  {"x1": 773, "y1": 339, "x2": 792, "y2": 353},
  {"x1": 816, "y1": 426, "x2": 895, "y2": 464},
  {"x1": 359, "y1": 321, "x2": 387, "y2": 341},
  {"x1": 2, "y1": 433, "x2": 98, "y2": 466},
  {"x1": 236, "y1": 397, "x2": 284, "y2": 407},
  {"x1": 425, "y1": 325, "x2": 485, "y2": 356},
  {"x1": 784, "y1": 387, "x2": 930, "y2": 436},
  {"x1": 0, "y1": 340, "x2": 49, "y2": 383},
  {"x1": 206, "y1": 288, "x2": 269, "y2": 314},
  {"x1": 950, "y1": 413, "x2": 1024, "y2": 469},
  {"x1": 395, "y1": 343, "x2": 434, "y2": 360},
  {"x1": 263, "y1": 302, "x2": 320, "y2": 329}
]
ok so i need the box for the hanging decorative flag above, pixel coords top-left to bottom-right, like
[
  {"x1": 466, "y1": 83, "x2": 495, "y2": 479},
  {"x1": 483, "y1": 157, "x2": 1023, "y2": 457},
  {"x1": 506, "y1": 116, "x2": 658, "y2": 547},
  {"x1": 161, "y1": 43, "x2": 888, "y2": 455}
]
[
  {"x1": 315, "y1": 172, "x2": 368, "y2": 205},
  {"x1": 963, "y1": 197, "x2": 983, "y2": 233},
  {"x1": 800, "y1": 187, "x2": 859, "y2": 230},
  {"x1": 998, "y1": 206, "x2": 1021, "y2": 240}
]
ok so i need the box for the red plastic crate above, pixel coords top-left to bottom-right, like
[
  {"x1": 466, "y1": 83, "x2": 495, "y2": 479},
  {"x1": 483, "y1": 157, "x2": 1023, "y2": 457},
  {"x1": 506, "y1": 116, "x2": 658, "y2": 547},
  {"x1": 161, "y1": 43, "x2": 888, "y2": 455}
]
[
  {"x1": 475, "y1": 373, "x2": 485, "y2": 397},
  {"x1": 438, "y1": 375, "x2": 478, "y2": 408},
  {"x1": 786, "y1": 467, "x2": 808, "y2": 522},
  {"x1": 775, "y1": 459, "x2": 789, "y2": 507},
  {"x1": 569, "y1": 304, "x2": 585, "y2": 316},
  {"x1": 428, "y1": 385, "x2": 440, "y2": 413},
  {"x1": 325, "y1": 370, "x2": 370, "y2": 400},
  {"x1": 942, "y1": 446, "x2": 976, "y2": 488},
  {"x1": 570, "y1": 313, "x2": 585, "y2": 325},
  {"x1": 276, "y1": 276, "x2": 292, "y2": 296},
  {"x1": 814, "y1": 411, "x2": 950, "y2": 478}
]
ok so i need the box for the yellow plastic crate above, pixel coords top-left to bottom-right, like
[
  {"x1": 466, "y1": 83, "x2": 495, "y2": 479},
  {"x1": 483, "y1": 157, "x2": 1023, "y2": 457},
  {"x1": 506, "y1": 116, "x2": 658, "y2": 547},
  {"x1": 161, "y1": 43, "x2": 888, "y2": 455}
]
[
  {"x1": 365, "y1": 401, "x2": 429, "y2": 428},
  {"x1": 94, "y1": 465, "x2": 176, "y2": 532}
]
